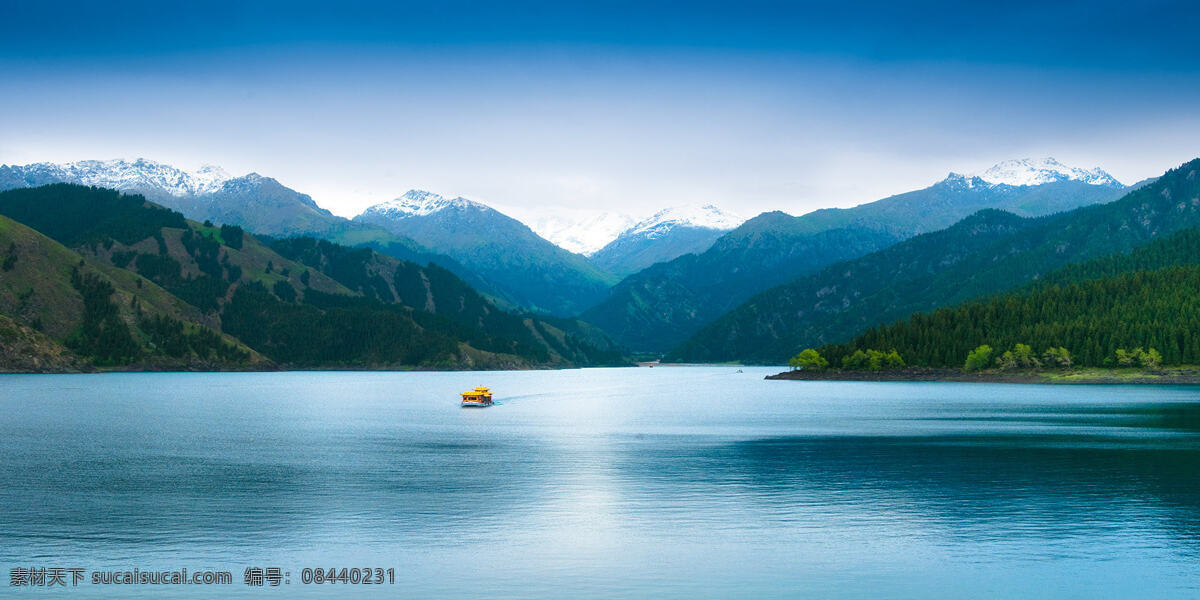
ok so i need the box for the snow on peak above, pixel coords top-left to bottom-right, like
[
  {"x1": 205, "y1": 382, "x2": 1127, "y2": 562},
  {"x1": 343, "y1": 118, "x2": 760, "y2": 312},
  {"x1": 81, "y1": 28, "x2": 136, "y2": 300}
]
[
  {"x1": 520, "y1": 209, "x2": 638, "y2": 255},
  {"x1": 192, "y1": 164, "x2": 232, "y2": 189},
  {"x1": 45, "y1": 158, "x2": 233, "y2": 196},
  {"x1": 946, "y1": 157, "x2": 1120, "y2": 188},
  {"x1": 360, "y1": 189, "x2": 485, "y2": 218},
  {"x1": 625, "y1": 204, "x2": 743, "y2": 239}
]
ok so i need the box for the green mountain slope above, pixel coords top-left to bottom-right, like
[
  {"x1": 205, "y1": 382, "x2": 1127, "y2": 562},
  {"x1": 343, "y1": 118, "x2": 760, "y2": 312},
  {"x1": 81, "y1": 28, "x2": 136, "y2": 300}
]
[
  {"x1": 582, "y1": 176, "x2": 1126, "y2": 353},
  {"x1": 670, "y1": 159, "x2": 1200, "y2": 364},
  {"x1": 582, "y1": 214, "x2": 911, "y2": 352},
  {"x1": 822, "y1": 229, "x2": 1200, "y2": 367},
  {"x1": 268, "y1": 237, "x2": 626, "y2": 367},
  {"x1": 0, "y1": 211, "x2": 259, "y2": 368},
  {"x1": 0, "y1": 313, "x2": 91, "y2": 372},
  {"x1": 590, "y1": 225, "x2": 729, "y2": 279},
  {"x1": 155, "y1": 178, "x2": 513, "y2": 309},
  {"x1": 0, "y1": 184, "x2": 624, "y2": 370}
]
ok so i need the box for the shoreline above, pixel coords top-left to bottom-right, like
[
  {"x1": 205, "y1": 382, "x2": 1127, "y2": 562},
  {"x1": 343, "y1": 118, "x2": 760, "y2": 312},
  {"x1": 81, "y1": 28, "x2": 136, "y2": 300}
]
[
  {"x1": 766, "y1": 366, "x2": 1200, "y2": 384},
  {"x1": 0, "y1": 363, "x2": 638, "y2": 375}
]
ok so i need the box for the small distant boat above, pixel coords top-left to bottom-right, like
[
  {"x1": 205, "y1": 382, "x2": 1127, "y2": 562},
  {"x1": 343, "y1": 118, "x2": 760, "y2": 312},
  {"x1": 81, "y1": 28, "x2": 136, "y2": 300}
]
[{"x1": 461, "y1": 386, "x2": 494, "y2": 408}]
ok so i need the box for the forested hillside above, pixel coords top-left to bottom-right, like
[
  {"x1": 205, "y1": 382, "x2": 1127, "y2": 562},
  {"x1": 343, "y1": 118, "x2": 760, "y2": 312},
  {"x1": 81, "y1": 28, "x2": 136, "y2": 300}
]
[
  {"x1": 582, "y1": 213, "x2": 899, "y2": 352},
  {"x1": 0, "y1": 209, "x2": 258, "y2": 369},
  {"x1": 0, "y1": 185, "x2": 626, "y2": 370},
  {"x1": 820, "y1": 230, "x2": 1200, "y2": 367},
  {"x1": 269, "y1": 237, "x2": 626, "y2": 366}
]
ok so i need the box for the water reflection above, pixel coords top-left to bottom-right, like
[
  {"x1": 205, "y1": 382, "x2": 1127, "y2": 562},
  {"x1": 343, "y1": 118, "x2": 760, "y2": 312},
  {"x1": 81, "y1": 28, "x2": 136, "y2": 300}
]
[
  {"x1": 607, "y1": 400, "x2": 1200, "y2": 558},
  {"x1": 2, "y1": 371, "x2": 1199, "y2": 598}
]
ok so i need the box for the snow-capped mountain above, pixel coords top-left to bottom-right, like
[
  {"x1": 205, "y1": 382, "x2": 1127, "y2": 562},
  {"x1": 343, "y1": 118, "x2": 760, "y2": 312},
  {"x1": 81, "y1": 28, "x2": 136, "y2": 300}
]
[
  {"x1": 0, "y1": 158, "x2": 342, "y2": 237},
  {"x1": 355, "y1": 190, "x2": 617, "y2": 316},
  {"x1": 946, "y1": 157, "x2": 1121, "y2": 188},
  {"x1": 1, "y1": 158, "x2": 232, "y2": 196},
  {"x1": 623, "y1": 205, "x2": 743, "y2": 239},
  {"x1": 590, "y1": 204, "x2": 744, "y2": 277},
  {"x1": 356, "y1": 190, "x2": 487, "y2": 219},
  {"x1": 366, "y1": 195, "x2": 640, "y2": 257}
]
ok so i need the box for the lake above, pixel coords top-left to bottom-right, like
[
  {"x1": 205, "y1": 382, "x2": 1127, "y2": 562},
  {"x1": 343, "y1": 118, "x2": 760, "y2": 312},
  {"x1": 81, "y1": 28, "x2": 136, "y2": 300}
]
[{"x1": 2, "y1": 367, "x2": 1199, "y2": 598}]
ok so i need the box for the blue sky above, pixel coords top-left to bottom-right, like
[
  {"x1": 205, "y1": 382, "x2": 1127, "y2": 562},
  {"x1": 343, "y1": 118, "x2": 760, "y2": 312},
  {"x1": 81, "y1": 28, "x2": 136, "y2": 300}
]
[{"x1": 1, "y1": 0, "x2": 1198, "y2": 218}]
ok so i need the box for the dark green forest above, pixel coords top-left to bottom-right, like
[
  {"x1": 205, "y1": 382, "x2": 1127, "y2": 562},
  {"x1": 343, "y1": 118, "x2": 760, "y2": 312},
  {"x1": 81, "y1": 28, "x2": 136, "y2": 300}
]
[
  {"x1": 0, "y1": 184, "x2": 187, "y2": 246},
  {"x1": 221, "y1": 281, "x2": 461, "y2": 366},
  {"x1": 819, "y1": 235, "x2": 1200, "y2": 368},
  {"x1": 64, "y1": 267, "x2": 247, "y2": 367},
  {"x1": 65, "y1": 268, "x2": 141, "y2": 366}
]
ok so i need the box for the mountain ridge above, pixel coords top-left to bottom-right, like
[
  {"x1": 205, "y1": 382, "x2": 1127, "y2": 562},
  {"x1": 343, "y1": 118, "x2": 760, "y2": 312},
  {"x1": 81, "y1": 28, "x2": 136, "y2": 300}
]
[
  {"x1": 581, "y1": 160, "x2": 1129, "y2": 352},
  {"x1": 948, "y1": 156, "x2": 1121, "y2": 188}
]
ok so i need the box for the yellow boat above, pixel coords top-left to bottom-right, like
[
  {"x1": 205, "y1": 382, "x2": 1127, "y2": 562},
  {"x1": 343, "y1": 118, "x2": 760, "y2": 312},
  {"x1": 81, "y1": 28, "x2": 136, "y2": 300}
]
[{"x1": 461, "y1": 386, "x2": 494, "y2": 408}]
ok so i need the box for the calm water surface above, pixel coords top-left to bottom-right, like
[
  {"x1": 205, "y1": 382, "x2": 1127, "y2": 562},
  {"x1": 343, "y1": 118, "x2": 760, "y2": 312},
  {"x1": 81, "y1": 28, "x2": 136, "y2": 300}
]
[{"x1": 2, "y1": 367, "x2": 1199, "y2": 598}]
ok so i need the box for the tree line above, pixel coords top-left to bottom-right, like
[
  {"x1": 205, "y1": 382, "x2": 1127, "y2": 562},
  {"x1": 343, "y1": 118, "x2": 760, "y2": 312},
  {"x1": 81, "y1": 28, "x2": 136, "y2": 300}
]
[{"x1": 804, "y1": 263, "x2": 1200, "y2": 368}]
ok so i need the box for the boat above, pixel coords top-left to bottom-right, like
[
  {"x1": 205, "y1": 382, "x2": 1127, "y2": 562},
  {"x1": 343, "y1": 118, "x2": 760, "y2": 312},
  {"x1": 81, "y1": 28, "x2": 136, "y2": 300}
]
[{"x1": 461, "y1": 386, "x2": 494, "y2": 408}]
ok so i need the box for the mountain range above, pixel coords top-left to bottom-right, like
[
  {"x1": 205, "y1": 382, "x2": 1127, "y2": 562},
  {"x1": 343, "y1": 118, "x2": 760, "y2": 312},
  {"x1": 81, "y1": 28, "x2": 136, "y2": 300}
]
[
  {"x1": 0, "y1": 159, "x2": 343, "y2": 237},
  {"x1": 0, "y1": 161, "x2": 598, "y2": 314},
  {"x1": 0, "y1": 159, "x2": 744, "y2": 316},
  {"x1": 669, "y1": 158, "x2": 1197, "y2": 364},
  {"x1": 0, "y1": 154, "x2": 1167, "y2": 367},
  {"x1": 581, "y1": 158, "x2": 1130, "y2": 352}
]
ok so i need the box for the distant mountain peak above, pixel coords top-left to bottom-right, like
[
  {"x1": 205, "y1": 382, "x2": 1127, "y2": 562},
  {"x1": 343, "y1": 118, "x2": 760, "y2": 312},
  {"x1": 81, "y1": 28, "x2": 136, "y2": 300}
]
[
  {"x1": 588, "y1": 204, "x2": 746, "y2": 277},
  {"x1": 193, "y1": 164, "x2": 232, "y2": 186},
  {"x1": 521, "y1": 208, "x2": 637, "y2": 255},
  {"x1": 945, "y1": 157, "x2": 1121, "y2": 188},
  {"x1": 360, "y1": 189, "x2": 486, "y2": 219},
  {"x1": 625, "y1": 204, "x2": 743, "y2": 239}
]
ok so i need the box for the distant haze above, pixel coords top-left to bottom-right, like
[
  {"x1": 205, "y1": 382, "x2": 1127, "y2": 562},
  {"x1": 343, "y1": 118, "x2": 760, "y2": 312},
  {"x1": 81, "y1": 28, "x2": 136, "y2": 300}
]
[{"x1": 1, "y1": 1, "x2": 1198, "y2": 219}]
